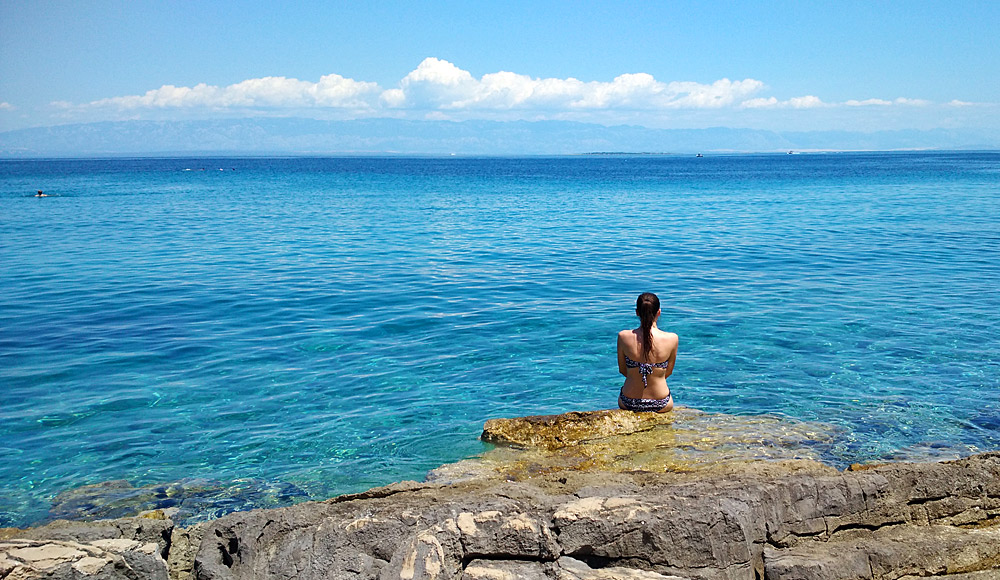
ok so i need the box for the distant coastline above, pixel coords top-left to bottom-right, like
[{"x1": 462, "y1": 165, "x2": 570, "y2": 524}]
[
  {"x1": 2, "y1": 118, "x2": 998, "y2": 157},
  {"x1": 4, "y1": 148, "x2": 998, "y2": 162}
]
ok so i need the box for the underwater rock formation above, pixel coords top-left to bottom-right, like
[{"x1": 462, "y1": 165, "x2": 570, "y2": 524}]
[{"x1": 45, "y1": 478, "x2": 308, "y2": 527}]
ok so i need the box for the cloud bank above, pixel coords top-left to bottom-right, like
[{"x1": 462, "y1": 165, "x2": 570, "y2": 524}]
[
  {"x1": 42, "y1": 57, "x2": 975, "y2": 130},
  {"x1": 78, "y1": 57, "x2": 772, "y2": 116}
]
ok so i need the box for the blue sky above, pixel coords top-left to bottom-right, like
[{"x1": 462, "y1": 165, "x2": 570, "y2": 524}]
[{"x1": 1, "y1": 0, "x2": 997, "y2": 132}]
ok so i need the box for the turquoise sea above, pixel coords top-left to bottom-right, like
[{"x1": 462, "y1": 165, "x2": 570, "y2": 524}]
[{"x1": 2, "y1": 152, "x2": 999, "y2": 527}]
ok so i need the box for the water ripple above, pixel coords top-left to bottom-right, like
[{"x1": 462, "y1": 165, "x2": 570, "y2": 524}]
[{"x1": 1, "y1": 153, "x2": 999, "y2": 526}]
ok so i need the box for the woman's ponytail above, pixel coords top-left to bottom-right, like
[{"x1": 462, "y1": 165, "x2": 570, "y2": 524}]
[{"x1": 635, "y1": 292, "x2": 660, "y2": 360}]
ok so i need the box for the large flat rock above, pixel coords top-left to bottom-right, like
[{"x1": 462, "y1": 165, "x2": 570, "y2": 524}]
[
  {"x1": 481, "y1": 409, "x2": 679, "y2": 449},
  {"x1": 440, "y1": 408, "x2": 840, "y2": 483}
]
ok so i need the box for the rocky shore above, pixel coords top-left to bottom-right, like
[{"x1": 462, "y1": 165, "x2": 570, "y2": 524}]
[{"x1": 3, "y1": 409, "x2": 999, "y2": 579}]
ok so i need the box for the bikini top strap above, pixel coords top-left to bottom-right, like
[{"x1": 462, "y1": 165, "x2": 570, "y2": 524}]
[
  {"x1": 625, "y1": 354, "x2": 666, "y2": 388},
  {"x1": 638, "y1": 362, "x2": 651, "y2": 387}
]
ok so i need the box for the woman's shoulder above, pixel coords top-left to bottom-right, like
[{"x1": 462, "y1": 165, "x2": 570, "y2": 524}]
[{"x1": 654, "y1": 328, "x2": 679, "y2": 342}]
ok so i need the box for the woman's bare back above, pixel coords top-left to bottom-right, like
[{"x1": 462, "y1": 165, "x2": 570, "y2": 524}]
[{"x1": 617, "y1": 326, "x2": 678, "y2": 401}]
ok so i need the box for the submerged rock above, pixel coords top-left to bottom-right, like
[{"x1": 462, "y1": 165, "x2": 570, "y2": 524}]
[
  {"x1": 46, "y1": 478, "x2": 309, "y2": 527},
  {"x1": 435, "y1": 407, "x2": 839, "y2": 483}
]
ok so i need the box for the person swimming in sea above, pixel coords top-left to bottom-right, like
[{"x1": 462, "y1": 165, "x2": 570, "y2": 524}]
[
  {"x1": 35, "y1": 190, "x2": 48, "y2": 197},
  {"x1": 617, "y1": 292, "x2": 678, "y2": 413}
]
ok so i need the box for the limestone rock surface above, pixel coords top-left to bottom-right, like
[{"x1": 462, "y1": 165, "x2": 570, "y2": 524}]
[
  {"x1": 0, "y1": 537, "x2": 168, "y2": 580},
  {"x1": 460, "y1": 557, "x2": 693, "y2": 580},
  {"x1": 5, "y1": 410, "x2": 1000, "y2": 580},
  {"x1": 764, "y1": 524, "x2": 1000, "y2": 579},
  {"x1": 182, "y1": 451, "x2": 1000, "y2": 580},
  {"x1": 15, "y1": 516, "x2": 173, "y2": 559}
]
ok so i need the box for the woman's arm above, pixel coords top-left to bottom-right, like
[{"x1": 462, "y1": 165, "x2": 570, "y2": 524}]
[
  {"x1": 663, "y1": 334, "x2": 678, "y2": 378},
  {"x1": 617, "y1": 332, "x2": 628, "y2": 377}
]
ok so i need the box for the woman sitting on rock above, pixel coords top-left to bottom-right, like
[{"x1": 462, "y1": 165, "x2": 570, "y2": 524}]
[{"x1": 617, "y1": 292, "x2": 678, "y2": 412}]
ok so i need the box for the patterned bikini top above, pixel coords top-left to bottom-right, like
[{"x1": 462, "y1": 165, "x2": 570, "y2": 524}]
[{"x1": 624, "y1": 354, "x2": 671, "y2": 388}]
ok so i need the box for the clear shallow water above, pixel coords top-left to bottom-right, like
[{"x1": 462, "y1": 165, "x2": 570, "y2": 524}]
[{"x1": 2, "y1": 153, "x2": 999, "y2": 527}]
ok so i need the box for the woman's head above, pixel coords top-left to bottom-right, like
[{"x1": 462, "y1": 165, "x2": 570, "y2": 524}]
[{"x1": 635, "y1": 292, "x2": 660, "y2": 359}]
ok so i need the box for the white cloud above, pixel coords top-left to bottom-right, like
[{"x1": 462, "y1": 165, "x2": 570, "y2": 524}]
[
  {"x1": 841, "y1": 97, "x2": 931, "y2": 107},
  {"x1": 740, "y1": 95, "x2": 826, "y2": 109},
  {"x1": 894, "y1": 97, "x2": 930, "y2": 106},
  {"x1": 745, "y1": 95, "x2": 941, "y2": 111},
  {"x1": 740, "y1": 97, "x2": 779, "y2": 109},
  {"x1": 382, "y1": 58, "x2": 765, "y2": 111},
  {"x1": 384, "y1": 57, "x2": 479, "y2": 109},
  {"x1": 87, "y1": 74, "x2": 380, "y2": 110},
  {"x1": 405, "y1": 57, "x2": 476, "y2": 87},
  {"x1": 0, "y1": 102, "x2": 13, "y2": 111},
  {"x1": 787, "y1": 96, "x2": 825, "y2": 109},
  {"x1": 845, "y1": 98, "x2": 893, "y2": 106},
  {"x1": 948, "y1": 99, "x2": 975, "y2": 107},
  {"x1": 379, "y1": 88, "x2": 406, "y2": 108},
  {"x1": 664, "y1": 78, "x2": 766, "y2": 109}
]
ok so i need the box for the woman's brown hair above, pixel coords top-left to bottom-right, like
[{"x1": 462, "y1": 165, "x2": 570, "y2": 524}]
[{"x1": 636, "y1": 292, "x2": 660, "y2": 361}]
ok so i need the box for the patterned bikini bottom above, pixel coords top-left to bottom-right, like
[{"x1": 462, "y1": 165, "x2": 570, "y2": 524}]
[{"x1": 618, "y1": 387, "x2": 672, "y2": 412}]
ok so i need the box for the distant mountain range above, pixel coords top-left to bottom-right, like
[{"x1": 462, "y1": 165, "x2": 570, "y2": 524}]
[{"x1": 1, "y1": 118, "x2": 997, "y2": 156}]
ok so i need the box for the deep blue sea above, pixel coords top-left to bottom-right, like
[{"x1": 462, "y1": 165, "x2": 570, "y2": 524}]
[{"x1": 2, "y1": 153, "x2": 999, "y2": 527}]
